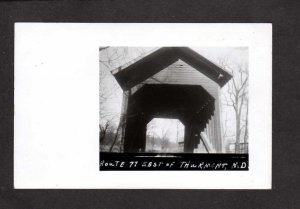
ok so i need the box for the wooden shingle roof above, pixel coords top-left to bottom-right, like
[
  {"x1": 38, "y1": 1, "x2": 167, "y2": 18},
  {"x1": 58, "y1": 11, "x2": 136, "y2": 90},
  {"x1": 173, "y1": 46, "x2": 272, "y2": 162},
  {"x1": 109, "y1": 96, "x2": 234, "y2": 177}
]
[{"x1": 111, "y1": 47, "x2": 232, "y2": 90}]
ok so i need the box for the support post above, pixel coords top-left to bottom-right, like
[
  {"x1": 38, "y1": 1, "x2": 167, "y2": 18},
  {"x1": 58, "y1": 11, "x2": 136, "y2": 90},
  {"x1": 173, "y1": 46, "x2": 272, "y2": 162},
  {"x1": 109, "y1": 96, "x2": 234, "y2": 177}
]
[{"x1": 119, "y1": 90, "x2": 130, "y2": 152}]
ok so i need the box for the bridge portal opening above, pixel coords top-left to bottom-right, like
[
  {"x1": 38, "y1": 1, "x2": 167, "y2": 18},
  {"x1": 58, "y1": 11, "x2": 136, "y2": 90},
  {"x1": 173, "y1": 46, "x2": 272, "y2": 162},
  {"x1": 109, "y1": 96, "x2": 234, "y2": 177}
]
[{"x1": 145, "y1": 118, "x2": 185, "y2": 153}]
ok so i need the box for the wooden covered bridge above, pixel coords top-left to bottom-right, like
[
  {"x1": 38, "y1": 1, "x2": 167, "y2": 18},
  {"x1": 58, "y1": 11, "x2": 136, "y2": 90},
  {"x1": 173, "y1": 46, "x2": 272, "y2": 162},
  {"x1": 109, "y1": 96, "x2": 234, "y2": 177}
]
[{"x1": 111, "y1": 47, "x2": 232, "y2": 153}]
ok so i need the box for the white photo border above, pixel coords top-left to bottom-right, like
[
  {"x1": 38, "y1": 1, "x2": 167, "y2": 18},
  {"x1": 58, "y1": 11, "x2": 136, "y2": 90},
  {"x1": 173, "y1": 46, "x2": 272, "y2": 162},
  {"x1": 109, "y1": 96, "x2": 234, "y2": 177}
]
[{"x1": 14, "y1": 23, "x2": 272, "y2": 189}]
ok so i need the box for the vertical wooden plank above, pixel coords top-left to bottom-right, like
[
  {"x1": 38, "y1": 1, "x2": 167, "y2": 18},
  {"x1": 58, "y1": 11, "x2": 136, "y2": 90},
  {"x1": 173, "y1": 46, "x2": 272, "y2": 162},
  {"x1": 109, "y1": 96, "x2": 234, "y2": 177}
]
[
  {"x1": 184, "y1": 123, "x2": 194, "y2": 153},
  {"x1": 213, "y1": 87, "x2": 223, "y2": 152},
  {"x1": 119, "y1": 90, "x2": 130, "y2": 152}
]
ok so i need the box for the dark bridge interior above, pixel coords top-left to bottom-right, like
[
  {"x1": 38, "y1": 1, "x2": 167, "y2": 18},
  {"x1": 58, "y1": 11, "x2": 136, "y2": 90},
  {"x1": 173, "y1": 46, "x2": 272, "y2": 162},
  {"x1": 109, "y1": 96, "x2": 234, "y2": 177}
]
[{"x1": 124, "y1": 84, "x2": 215, "y2": 153}]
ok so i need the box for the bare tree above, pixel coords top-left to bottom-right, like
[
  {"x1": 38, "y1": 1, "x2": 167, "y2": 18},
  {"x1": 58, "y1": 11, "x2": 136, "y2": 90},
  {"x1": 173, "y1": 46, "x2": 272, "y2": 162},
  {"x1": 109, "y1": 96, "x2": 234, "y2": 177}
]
[
  {"x1": 243, "y1": 97, "x2": 249, "y2": 153},
  {"x1": 222, "y1": 111, "x2": 229, "y2": 139},
  {"x1": 160, "y1": 128, "x2": 170, "y2": 151},
  {"x1": 219, "y1": 58, "x2": 248, "y2": 153},
  {"x1": 147, "y1": 121, "x2": 157, "y2": 151},
  {"x1": 100, "y1": 121, "x2": 109, "y2": 143},
  {"x1": 99, "y1": 47, "x2": 150, "y2": 151}
]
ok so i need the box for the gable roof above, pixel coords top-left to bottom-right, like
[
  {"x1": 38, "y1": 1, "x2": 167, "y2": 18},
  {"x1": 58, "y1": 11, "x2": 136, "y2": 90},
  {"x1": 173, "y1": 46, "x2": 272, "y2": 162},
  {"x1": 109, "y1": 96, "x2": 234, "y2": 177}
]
[{"x1": 111, "y1": 47, "x2": 232, "y2": 90}]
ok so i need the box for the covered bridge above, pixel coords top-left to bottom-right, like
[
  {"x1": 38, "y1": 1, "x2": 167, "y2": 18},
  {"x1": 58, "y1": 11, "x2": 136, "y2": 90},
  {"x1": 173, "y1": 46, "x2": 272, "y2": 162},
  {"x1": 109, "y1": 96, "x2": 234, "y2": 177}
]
[{"x1": 111, "y1": 47, "x2": 232, "y2": 153}]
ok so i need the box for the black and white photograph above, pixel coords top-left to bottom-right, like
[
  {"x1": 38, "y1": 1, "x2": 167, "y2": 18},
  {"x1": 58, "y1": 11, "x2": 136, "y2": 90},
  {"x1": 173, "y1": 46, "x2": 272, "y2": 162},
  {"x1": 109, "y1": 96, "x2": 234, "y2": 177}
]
[
  {"x1": 14, "y1": 23, "x2": 271, "y2": 188},
  {"x1": 4, "y1": 1, "x2": 299, "y2": 207},
  {"x1": 99, "y1": 46, "x2": 249, "y2": 170}
]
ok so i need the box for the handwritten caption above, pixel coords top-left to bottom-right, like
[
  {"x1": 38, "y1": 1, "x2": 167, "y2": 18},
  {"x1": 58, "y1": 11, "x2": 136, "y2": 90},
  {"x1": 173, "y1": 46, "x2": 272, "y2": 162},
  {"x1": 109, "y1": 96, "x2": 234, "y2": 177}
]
[{"x1": 100, "y1": 160, "x2": 247, "y2": 170}]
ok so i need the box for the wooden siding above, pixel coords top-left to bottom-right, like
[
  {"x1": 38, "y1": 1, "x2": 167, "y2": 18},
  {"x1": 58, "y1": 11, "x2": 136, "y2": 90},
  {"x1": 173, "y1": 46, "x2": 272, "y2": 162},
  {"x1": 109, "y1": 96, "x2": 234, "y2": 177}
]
[
  {"x1": 132, "y1": 59, "x2": 223, "y2": 152},
  {"x1": 142, "y1": 59, "x2": 219, "y2": 98},
  {"x1": 112, "y1": 47, "x2": 232, "y2": 90}
]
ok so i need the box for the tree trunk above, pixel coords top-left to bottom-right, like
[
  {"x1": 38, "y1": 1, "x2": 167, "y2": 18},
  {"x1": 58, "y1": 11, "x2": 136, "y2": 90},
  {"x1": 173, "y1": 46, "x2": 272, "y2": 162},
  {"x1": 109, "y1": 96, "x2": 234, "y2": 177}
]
[
  {"x1": 109, "y1": 124, "x2": 121, "y2": 152},
  {"x1": 235, "y1": 113, "x2": 241, "y2": 153}
]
